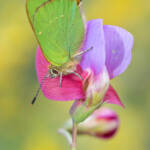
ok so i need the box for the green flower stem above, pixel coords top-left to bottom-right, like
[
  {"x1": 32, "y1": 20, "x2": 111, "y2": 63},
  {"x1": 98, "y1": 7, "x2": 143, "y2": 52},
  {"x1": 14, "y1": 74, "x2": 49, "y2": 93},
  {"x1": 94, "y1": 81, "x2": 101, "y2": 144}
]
[
  {"x1": 71, "y1": 122, "x2": 77, "y2": 150},
  {"x1": 58, "y1": 122, "x2": 78, "y2": 150}
]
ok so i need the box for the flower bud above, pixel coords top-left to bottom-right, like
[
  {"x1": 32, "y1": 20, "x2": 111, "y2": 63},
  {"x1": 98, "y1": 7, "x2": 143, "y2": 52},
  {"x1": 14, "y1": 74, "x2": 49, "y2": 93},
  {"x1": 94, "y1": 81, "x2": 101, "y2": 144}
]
[
  {"x1": 78, "y1": 107, "x2": 119, "y2": 139},
  {"x1": 70, "y1": 68, "x2": 110, "y2": 124},
  {"x1": 83, "y1": 68, "x2": 110, "y2": 106}
]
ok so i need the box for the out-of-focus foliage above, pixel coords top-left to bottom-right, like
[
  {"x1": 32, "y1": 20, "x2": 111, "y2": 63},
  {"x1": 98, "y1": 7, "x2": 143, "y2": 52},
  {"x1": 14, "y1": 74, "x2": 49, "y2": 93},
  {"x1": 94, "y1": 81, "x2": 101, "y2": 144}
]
[{"x1": 0, "y1": 0, "x2": 150, "y2": 150}]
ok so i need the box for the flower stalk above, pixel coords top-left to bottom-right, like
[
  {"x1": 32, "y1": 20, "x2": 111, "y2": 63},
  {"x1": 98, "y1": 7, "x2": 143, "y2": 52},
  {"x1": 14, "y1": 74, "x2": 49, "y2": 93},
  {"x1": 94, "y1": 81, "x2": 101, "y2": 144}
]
[
  {"x1": 71, "y1": 122, "x2": 78, "y2": 150},
  {"x1": 58, "y1": 120, "x2": 78, "y2": 150}
]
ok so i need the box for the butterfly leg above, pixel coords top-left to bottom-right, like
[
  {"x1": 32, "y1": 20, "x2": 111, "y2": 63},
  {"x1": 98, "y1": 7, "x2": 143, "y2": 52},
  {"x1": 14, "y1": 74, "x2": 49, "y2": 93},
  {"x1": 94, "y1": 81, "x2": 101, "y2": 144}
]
[
  {"x1": 70, "y1": 72, "x2": 83, "y2": 80},
  {"x1": 59, "y1": 72, "x2": 63, "y2": 87}
]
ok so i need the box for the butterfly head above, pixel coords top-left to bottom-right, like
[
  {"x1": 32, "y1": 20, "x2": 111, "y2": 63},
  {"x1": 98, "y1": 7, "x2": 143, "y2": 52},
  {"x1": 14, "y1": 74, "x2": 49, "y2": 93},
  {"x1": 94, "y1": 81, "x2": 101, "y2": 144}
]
[{"x1": 49, "y1": 58, "x2": 79, "y2": 79}]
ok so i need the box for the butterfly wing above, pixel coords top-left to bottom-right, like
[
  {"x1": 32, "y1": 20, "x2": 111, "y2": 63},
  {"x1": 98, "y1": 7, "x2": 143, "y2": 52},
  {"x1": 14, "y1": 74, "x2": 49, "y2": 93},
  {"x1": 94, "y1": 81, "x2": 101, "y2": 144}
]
[{"x1": 26, "y1": 0, "x2": 84, "y2": 66}]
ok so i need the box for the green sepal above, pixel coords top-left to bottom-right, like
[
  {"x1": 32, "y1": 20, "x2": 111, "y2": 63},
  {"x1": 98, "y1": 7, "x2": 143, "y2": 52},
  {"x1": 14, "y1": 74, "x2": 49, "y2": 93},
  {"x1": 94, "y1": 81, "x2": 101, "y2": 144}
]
[{"x1": 70, "y1": 101, "x2": 103, "y2": 124}]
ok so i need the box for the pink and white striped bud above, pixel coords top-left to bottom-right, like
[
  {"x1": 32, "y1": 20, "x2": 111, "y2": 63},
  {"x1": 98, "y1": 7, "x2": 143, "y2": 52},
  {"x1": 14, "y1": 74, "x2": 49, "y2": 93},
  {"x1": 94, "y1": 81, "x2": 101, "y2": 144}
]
[
  {"x1": 83, "y1": 68, "x2": 110, "y2": 106},
  {"x1": 70, "y1": 68, "x2": 110, "y2": 124},
  {"x1": 78, "y1": 107, "x2": 119, "y2": 139}
]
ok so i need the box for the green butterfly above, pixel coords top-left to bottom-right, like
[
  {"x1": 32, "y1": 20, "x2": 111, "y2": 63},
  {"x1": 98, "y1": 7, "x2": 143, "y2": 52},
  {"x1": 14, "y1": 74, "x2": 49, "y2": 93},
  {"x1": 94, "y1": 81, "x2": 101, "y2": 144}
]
[{"x1": 26, "y1": 0, "x2": 89, "y2": 81}]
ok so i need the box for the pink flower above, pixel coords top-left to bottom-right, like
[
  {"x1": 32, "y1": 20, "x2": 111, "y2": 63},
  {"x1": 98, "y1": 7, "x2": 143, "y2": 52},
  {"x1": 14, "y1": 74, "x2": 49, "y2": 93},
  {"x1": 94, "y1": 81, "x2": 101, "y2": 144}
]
[
  {"x1": 78, "y1": 107, "x2": 119, "y2": 139},
  {"x1": 36, "y1": 19, "x2": 133, "y2": 107}
]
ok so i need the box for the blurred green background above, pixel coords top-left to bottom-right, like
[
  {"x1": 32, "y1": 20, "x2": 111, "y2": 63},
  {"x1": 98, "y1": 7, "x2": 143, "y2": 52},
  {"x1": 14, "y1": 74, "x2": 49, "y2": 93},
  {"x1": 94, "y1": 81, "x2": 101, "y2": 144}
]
[{"x1": 0, "y1": 0, "x2": 150, "y2": 150}]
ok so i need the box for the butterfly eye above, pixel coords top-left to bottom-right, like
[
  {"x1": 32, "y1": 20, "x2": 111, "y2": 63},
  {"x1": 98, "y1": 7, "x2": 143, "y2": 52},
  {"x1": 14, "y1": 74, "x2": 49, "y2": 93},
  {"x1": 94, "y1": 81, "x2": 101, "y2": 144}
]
[
  {"x1": 49, "y1": 69, "x2": 59, "y2": 78},
  {"x1": 52, "y1": 69, "x2": 59, "y2": 75}
]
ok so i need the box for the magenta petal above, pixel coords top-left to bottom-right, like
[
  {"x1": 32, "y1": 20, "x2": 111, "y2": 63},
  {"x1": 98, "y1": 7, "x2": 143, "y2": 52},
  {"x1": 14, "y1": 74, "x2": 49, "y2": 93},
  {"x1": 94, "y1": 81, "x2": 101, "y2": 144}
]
[
  {"x1": 96, "y1": 107, "x2": 118, "y2": 120},
  {"x1": 103, "y1": 85, "x2": 124, "y2": 108},
  {"x1": 103, "y1": 25, "x2": 134, "y2": 79},
  {"x1": 36, "y1": 46, "x2": 84, "y2": 101},
  {"x1": 81, "y1": 19, "x2": 106, "y2": 75}
]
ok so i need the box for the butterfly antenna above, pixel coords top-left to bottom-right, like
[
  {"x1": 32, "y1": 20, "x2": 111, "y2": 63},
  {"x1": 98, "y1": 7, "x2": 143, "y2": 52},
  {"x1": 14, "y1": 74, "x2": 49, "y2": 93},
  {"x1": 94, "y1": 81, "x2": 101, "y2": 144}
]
[
  {"x1": 31, "y1": 71, "x2": 49, "y2": 105},
  {"x1": 73, "y1": 46, "x2": 93, "y2": 58}
]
